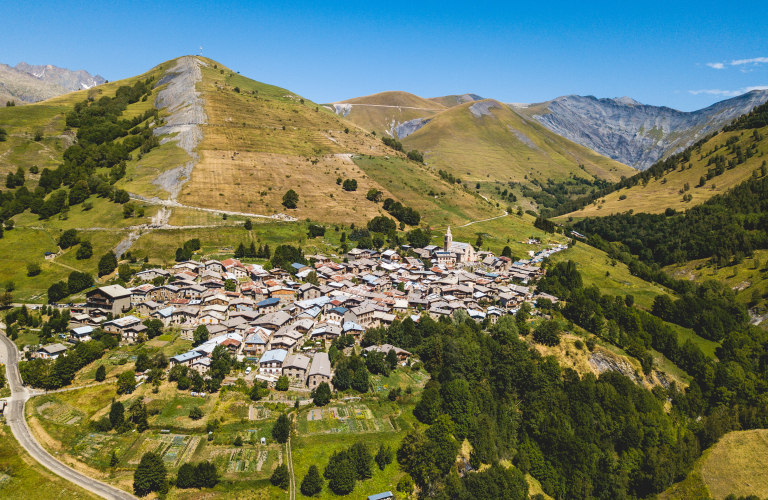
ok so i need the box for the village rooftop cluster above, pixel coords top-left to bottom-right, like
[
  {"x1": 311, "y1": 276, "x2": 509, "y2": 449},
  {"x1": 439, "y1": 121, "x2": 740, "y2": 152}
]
[{"x1": 51, "y1": 230, "x2": 565, "y2": 389}]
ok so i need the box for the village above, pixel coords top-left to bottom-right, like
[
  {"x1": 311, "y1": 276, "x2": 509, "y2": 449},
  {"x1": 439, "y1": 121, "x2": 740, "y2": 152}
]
[{"x1": 37, "y1": 228, "x2": 566, "y2": 392}]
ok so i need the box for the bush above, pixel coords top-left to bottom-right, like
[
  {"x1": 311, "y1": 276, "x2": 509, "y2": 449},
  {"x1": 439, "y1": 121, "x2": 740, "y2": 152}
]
[
  {"x1": 58, "y1": 229, "x2": 79, "y2": 249},
  {"x1": 308, "y1": 224, "x2": 325, "y2": 238},
  {"x1": 342, "y1": 179, "x2": 357, "y2": 191},
  {"x1": 382, "y1": 136, "x2": 403, "y2": 152},
  {"x1": 26, "y1": 263, "x2": 41, "y2": 277},
  {"x1": 272, "y1": 413, "x2": 291, "y2": 443},
  {"x1": 98, "y1": 252, "x2": 118, "y2": 277},
  {"x1": 276, "y1": 375, "x2": 290, "y2": 391},
  {"x1": 312, "y1": 382, "x2": 332, "y2": 407},
  {"x1": 533, "y1": 320, "x2": 561, "y2": 346},
  {"x1": 76, "y1": 241, "x2": 93, "y2": 259},
  {"x1": 407, "y1": 150, "x2": 424, "y2": 163},
  {"x1": 282, "y1": 189, "x2": 299, "y2": 209},
  {"x1": 300, "y1": 464, "x2": 323, "y2": 496},
  {"x1": 133, "y1": 452, "x2": 167, "y2": 496},
  {"x1": 366, "y1": 188, "x2": 382, "y2": 202},
  {"x1": 189, "y1": 406, "x2": 204, "y2": 420},
  {"x1": 95, "y1": 365, "x2": 106, "y2": 382}
]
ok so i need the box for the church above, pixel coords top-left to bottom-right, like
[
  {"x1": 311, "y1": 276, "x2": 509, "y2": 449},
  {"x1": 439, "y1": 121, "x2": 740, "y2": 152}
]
[{"x1": 443, "y1": 227, "x2": 476, "y2": 263}]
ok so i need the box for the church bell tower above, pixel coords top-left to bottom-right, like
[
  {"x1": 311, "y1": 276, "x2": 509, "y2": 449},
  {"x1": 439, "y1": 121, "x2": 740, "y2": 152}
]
[{"x1": 444, "y1": 227, "x2": 452, "y2": 252}]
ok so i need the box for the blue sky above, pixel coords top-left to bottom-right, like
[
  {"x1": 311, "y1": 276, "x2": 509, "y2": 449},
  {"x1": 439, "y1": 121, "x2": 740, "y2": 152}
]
[{"x1": 2, "y1": 0, "x2": 766, "y2": 111}]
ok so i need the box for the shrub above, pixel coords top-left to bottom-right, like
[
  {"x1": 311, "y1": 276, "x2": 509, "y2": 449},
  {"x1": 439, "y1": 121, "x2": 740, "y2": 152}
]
[
  {"x1": 26, "y1": 263, "x2": 41, "y2": 277},
  {"x1": 282, "y1": 189, "x2": 299, "y2": 209},
  {"x1": 407, "y1": 150, "x2": 424, "y2": 163},
  {"x1": 189, "y1": 406, "x2": 204, "y2": 420}
]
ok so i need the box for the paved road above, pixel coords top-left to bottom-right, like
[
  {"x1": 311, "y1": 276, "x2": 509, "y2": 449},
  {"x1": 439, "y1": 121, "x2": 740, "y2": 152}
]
[{"x1": 0, "y1": 333, "x2": 137, "y2": 500}]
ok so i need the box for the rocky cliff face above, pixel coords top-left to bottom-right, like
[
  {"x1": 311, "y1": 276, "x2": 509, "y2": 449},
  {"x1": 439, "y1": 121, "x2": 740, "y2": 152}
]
[
  {"x1": 530, "y1": 91, "x2": 768, "y2": 169},
  {"x1": 0, "y1": 62, "x2": 105, "y2": 105}
]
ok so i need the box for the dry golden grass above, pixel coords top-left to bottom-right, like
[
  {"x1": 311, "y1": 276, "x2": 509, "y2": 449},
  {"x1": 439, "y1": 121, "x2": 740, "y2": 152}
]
[
  {"x1": 567, "y1": 126, "x2": 768, "y2": 218},
  {"x1": 402, "y1": 100, "x2": 634, "y2": 185},
  {"x1": 197, "y1": 63, "x2": 388, "y2": 158},
  {"x1": 700, "y1": 429, "x2": 768, "y2": 499},
  {"x1": 338, "y1": 90, "x2": 447, "y2": 110},
  {"x1": 178, "y1": 150, "x2": 391, "y2": 223}
]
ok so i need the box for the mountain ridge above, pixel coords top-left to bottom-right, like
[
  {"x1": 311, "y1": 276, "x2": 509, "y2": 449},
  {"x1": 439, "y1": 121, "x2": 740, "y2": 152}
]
[
  {"x1": 0, "y1": 61, "x2": 105, "y2": 105},
  {"x1": 521, "y1": 90, "x2": 768, "y2": 169}
]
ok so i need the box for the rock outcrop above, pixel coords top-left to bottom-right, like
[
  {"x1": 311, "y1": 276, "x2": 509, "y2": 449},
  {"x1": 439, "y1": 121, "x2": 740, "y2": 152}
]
[
  {"x1": 531, "y1": 90, "x2": 768, "y2": 169},
  {"x1": 152, "y1": 56, "x2": 208, "y2": 201}
]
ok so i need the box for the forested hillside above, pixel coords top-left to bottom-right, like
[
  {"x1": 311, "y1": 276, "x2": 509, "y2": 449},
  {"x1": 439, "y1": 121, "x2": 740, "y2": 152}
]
[{"x1": 392, "y1": 259, "x2": 768, "y2": 499}]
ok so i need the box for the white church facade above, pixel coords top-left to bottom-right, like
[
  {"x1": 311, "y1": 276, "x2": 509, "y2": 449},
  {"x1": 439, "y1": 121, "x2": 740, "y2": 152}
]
[{"x1": 442, "y1": 227, "x2": 476, "y2": 263}]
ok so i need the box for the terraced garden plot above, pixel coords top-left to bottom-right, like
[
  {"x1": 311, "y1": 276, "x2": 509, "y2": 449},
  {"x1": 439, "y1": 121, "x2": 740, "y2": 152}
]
[
  {"x1": 128, "y1": 436, "x2": 170, "y2": 464},
  {"x1": 299, "y1": 404, "x2": 396, "y2": 436},
  {"x1": 226, "y1": 448, "x2": 264, "y2": 473},
  {"x1": 109, "y1": 353, "x2": 137, "y2": 362},
  {"x1": 204, "y1": 445, "x2": 281, "y2": 477},
  {"x1": 249, "y1": 405, "x2": 272, "y2": 420},
  {"x1": 162, "y1": 435, "x2": 187, "y2": 466},
  {"x1": 74, "y1": 433, "x2": 111, "y2": 459},
  {"x1": 36, "y1": 400, "x2": 84, "y2": 425},
  {"x1": 371, "y1": 369, "x2": 428, "y2": 393}
]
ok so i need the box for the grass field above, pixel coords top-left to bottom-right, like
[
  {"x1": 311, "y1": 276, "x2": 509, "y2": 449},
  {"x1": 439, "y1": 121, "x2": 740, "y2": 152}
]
[
  {"x1": 448, "y1": 213, "x2": 568, "y2": 259},
  {"x1": 564, "y1": 126, "x2": 768, "y2": 219},
  {"x1": 354, "y1": 155, "x2": 499, "y2": 227},
  {"x1": 664, "y1": 249, "x2": 768, "y2": 310},
  {"x1": 292, "y1": 430, "x2": 407, "y2": 499},
  {"x1": 0, "y1": 425, "x2": 100, "y2": 500},
  {"x1": 661, "y1": 429, "x2": 768, "y2": 500},
  {"x1": 548, "y1": 243, "x2": 674, "y2": 310}
]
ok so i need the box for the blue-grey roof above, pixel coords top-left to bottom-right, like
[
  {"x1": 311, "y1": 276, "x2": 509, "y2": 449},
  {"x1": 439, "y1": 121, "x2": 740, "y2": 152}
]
[
  {"x1": 171, "y1": 351, "x2": 203, "y2": 363},
  {"x1": 156, "y1": 306, "x2": 174, "y2": 317},
  {"x1": 260, "y1": 349, "x2": 288, "y2": 364},
  {"x1": 343, "y1": 321, "x2": 363, "y2": 332},
  {"x1": 291, "y1": 262, "x2": 307, "y2": 270},
  {"x1": 329, "y1": 306, "x2": 348, "y2": 315},
  {"x1": 258, "y1": 297, "x2": 281, "y2": 307},
  {"x1": 72, "y1": 326, "x2": 94, "y2": 335},
  {"x1": 367, "y1": 493, "x2": 394, "y2": 500}
]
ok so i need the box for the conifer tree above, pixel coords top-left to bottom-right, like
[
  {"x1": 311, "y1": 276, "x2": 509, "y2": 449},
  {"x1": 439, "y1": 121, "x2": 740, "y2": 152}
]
[
  {"x1": 133, "y1": 452, "x2": 167, "y2": 496},
  {"x1": 300, "y1": 465, "x2": 323, "y2": 496},
  {"x1": 270, "y1": 463, "x2": 290, "y2": 489}
]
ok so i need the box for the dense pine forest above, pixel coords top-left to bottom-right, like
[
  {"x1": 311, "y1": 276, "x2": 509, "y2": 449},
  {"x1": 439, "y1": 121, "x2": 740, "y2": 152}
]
[{"x1": 369, "y1": 281, "x2": 768, "y2": 499}]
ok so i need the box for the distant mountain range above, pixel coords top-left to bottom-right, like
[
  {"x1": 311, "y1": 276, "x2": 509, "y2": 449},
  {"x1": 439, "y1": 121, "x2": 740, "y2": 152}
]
[
  {"x1": 0, "y1": 62, "x2": 105, "y2": 105},
  {"x1": 515, "y1": 91, "x2": 768, "y2": 169},
  {"x1": 333, "y1": 90, "x2": 768, "y2": 171}
]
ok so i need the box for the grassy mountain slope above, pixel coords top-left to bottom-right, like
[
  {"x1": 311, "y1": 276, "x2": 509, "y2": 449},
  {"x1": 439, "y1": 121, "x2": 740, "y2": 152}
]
[
  {"x1": 169, "y1": 60, "x2": 484, "y2": 223},
  {"x1": 338, "y1": 90, "x2": 446, "y2": 109},
  {"x1": 662, "y1": 249, "x2": 768, "y2": 312},
  {"x1": 428, "y1": 94, "x2": 484, "y2": 108},
  {"x1": 401, "y1": 99, "x2": 634, "y2": 185},
  {"x1": 0, "y1": 61, "x2": 172, "y2": 178},
  {"x1": 660, "y1": 430, "x2": 768, "y2": 500},
  {"x1": 328, "y1": 91, "x2": 446, "y2": 137},
  {"x1": 563, "y1": 125, "x2": 768, "y2": 219}
]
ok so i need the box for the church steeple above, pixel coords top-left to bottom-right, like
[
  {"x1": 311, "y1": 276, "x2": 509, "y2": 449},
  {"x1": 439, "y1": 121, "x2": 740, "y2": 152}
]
[{"x1": 444, "y1": 226, "x2": 452, "y2": 252}]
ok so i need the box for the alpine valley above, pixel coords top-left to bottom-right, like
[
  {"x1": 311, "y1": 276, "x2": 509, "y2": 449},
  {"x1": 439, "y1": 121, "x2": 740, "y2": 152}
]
[{"x1": 1, "y1": 54, "x2": 768, "y2": 500}]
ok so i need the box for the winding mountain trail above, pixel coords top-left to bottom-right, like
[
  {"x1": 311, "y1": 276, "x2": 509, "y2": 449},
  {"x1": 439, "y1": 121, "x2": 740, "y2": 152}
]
[
  {"x1": 0, "y1": 333, "x2": 137, "y2": 500},
  {"x1": 433, "y1": 211, "x2": 509, "y2": 231}
]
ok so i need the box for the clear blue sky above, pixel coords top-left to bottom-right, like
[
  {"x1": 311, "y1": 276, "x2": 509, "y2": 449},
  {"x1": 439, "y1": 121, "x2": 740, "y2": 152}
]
[{"x1": 2, "y1": 0, "x2": 766, "y2": 111}]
